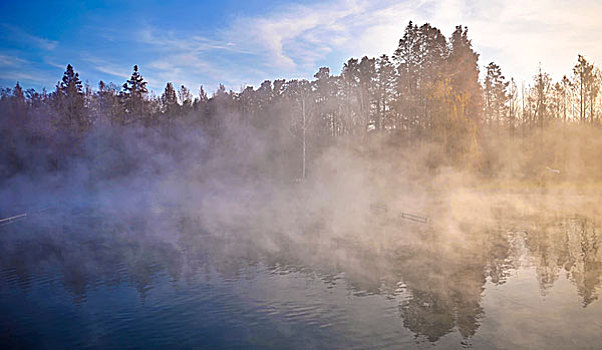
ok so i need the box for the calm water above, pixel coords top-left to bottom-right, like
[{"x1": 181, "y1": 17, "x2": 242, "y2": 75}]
[{"x1": 1, "y1": 208, "x2": 601, "y2": 349}]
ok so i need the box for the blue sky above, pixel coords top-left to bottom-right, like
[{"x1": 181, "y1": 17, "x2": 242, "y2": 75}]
[{"x1": 1, "y1": 0, "x2": 601, "y2": 95}]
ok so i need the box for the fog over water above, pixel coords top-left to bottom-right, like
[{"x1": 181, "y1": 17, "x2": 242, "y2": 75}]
[
  {"x1": 2, "y1": 20, "x2": 602, "y2": 349},
  {"x1": 2, "y1": 118, "x2": 602, "y2": 348}
]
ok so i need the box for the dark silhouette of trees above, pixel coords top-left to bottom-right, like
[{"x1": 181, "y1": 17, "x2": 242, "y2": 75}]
[
  {"x1": 573, "y1": 55, "x2": 600, "y2": 124},
  {"x1": 374, "y1": 55, "x2": 396, "y2": 132},
  {"x1": 161, "y1": 82, "x2": 178, "y2": 119},
  {"x1": 393, "y1": 22, "x2": 449, "y2": 140},
  {"x1": 121, "y1": 65, "x2": 148, "y2": 123},
  {"x1": 448, "y1": 25, "x2": 482, "y2": 123},
  {"x1": 54, "y1": 64, "x2": 87, "y2": 133},
  {"x1": 2, "y1": 22, "x2": 602, "y2": 184},
  {"x1": 178, "y1": 84, "x2": 193, "y2": 115},
  {"x1": 483, "y1": 62, "x2": 509, "y2": 127},
  {"x1": 95, "y1": 80, "x2": 122, "y2": 125}
]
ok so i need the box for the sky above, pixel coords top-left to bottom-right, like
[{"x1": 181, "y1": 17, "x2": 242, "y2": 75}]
[{"x1": 1, "y1": 0, "x2": 601, "y2": 95}]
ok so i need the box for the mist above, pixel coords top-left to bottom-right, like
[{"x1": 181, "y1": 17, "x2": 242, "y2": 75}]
[{"x1": 2, "y1": 20, "x2": 602, "y2": 349}]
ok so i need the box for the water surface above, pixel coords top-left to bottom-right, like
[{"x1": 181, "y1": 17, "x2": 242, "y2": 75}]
[{"x1": 1, "y1": 207, "x2": 601, "y2": 349}]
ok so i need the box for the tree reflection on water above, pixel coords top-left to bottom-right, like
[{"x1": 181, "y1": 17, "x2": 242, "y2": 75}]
[
  {"x1": 0, "y1": 210, "x2": 601, "y2": 343},
  {"x1": 525, "y1": 216, "x2": 602, "y2": 306}
]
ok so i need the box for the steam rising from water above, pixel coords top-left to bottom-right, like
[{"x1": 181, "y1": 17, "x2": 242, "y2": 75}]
[
  {"x1": 1, "y1": 114, "x2": 600, "y2": 269},
  {"x1": 1, "y1": 112, "x2": 602, "y2": 347}
]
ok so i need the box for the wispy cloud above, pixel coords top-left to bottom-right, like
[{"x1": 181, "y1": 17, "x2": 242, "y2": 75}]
[
  {"x1": 138, "y1": 27, "x2": 249, "y2": 54},
  {"x1": 2, "y1": 71, "x2": 43, "y2": 83},
  {"x1": 0, "y1": 54, "x2": 28, "y2": 67},
  {"x1": 220, "y1": 0, "x2": 602, "y2": 83},
  {"x1": 122, "y1": 0, "x2": 602, "y2": 93},
  {"x1": 81, "y1": 55, "x2": 131, "y2": 80},
  {"x1": 0, "y1": 67, "x2": 58, "y2": 86},
  {"x1": 0, "y1": 53, "x2": 51, "y2": 86},
  {"x1": 2, "y1": 24, "x2": 59, "y2": 51},
  {"x1": 4, "y1": 1, "x2": 601, "y2": 92},
  {"x1": 133, "y1": 26, "x2": 264, "y2": 92},
  {"x1": 226, "y1": 0, "x2": 370, "y2": 70}
]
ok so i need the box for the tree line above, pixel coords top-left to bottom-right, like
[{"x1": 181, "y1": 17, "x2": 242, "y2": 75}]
[{"x1": 1, "y1": 21, "x2": 601, "y2": 183}]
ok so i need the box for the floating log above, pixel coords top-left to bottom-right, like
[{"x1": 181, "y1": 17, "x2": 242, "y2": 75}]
[
  {"x1": 0, "y1": 207, "x2": 53, "y2": 226},
  {"x1": 400, "y1": 212, "x2": 429, "y2": 224},
  {"x1": 370, "y1": 203, "x2": 388, "y2": 213},
  {"x1": 0, "y1": 213, "x2": 28, "y2": 225}
]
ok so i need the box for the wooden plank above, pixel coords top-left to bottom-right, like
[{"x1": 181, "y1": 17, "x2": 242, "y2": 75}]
[
  {"x1": 400, "y1": 212, "x2": 429, "y2": 223},
  {"x1": 0, "y1": 213, "x2": 28, "y2": 224}
]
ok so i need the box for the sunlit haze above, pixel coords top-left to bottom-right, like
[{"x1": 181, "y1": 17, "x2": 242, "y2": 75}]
[
  {"x1": 1, "y1": 0, "x2": 601, "y2": 92},
  {"x1": 1, "y1": 1, "x2": 602, "y2": 349}
]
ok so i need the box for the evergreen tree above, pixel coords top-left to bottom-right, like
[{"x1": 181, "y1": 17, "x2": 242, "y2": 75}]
[
  {"x1": 193, "y1": 85, "x2": 209, "y2": 117},
  {"x1": 13, "y1": 82, "x2": 25, "y2": 104},
  {"x1": 573, "y1": 55, "x2": 601, "y2": 124},
  {"x1": 96, "y1": 80, "x2": 122, "y2": 125},
  {"x1": 358, "y1": 56, "x2": 377, "y2": 130},
  {"x1": 161, "y1": 82, "x2": 178, "y2": 117},
  {"x1": 198, "y1": 85, "x2": 209, "y2": 104},
  {"x1": 375, "y1": 55, "x2": 396, "y2": 131},
  {"x1": 178, "y1": 85, "x2": 193, "y2": 113},
  {"x1": 122, "y1": 65, "x2": 148, "y2": 121},
  {"x1": 394, "y1": 22, "x2": 448, "y2": 137},
  {"x1": 532, "y1": 66, "x2": 551, "y2": 129},
  {"x1": 448, "y1": 25, "x2": 482, "y2": 123},
  {"x1": 54, "y1": 64, "x2": 87, "y2": 133},
  {"x1": 313, "y1": 67, "x2": 339, "y2": 137},
  {"x1": 483, "y1": 62, "x2": 509, "y2": 127},
  {"x1": 341, "y1": 57, "x2": 377, "y2": 134}
]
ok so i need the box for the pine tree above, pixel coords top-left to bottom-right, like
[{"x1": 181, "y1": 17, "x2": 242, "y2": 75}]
[
  {"x1": 198, "y1": 86, "x2": 209, "y2": 104},
  {"x1": 375, "y1": 54, "x2": 396, "y2": 131},
  {"x1": 193, "y1": 85, "x2": 209, "y2": 117},
  {"x1": 95, "y1": 80, "x2": 121, "y2": 125},
  {"x1": 532, "y1": 66, "x2": 551, "y2": 129},
  {"x1": 2, "y1": 82, "x2": 27, "y2": 127},
  {"x1": 13, "y1": 82, "x2": 25, "y2": 104},
  {"x1": 394, "y1": 22, "x2": 448, "y2": 137},
  {"x1": 483, "y1": 62, "x2": 509, "y2": 127},
  {"x1": 573, "y1": 55, "x2": 601, "y2": 124},
  {"x1": 178, "y1": 85, "x2": 193, "y2": 113},
  {"x1": 358, "y1": 56, "x2": 377, "y2": 130},
  {"x1": 341, "y1": 57, "x2": 377, "y2": 134},
  {"x1": 313, "y1": 67, "x2": 338, "y2": 137},
  {"x1": 54, "y1": 64, "x2": 87, "y2": 133},
  {"x1": 161, "y1": 82, "x2": 178, "y2": 118},
  {"x1": 59, "y1": 64, "x2": 83, "y2": 95},
  {"x1": 122, "y1": 65, "x2": 148, "y2": 121},
  {"x1": 448, "y1": 26, "x2": 482, "y2": 123}
]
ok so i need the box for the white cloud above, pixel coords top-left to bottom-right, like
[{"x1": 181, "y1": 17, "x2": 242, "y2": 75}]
[
  {"x1": 0, "y1": 54, "x2": 28, "y2": 67},
  {"x1": 221, "y1": 0, "x2": 602, "y2": 84},
  {"x1": 81, "y1": 0, "x2": 601, "y2": 94},
  {"x1": 2, "y1": 24, "x2": 59, "y2": 51},
  {"x1": 0, "y1": 54, "x2": 57, "y2": 86},
  {"x1": 6, "y1": 1, "x2": 602, "y2": 93},
  {"x1": 0, "y1": 68, "x2": 58, "y2": 86},
  {"x1": 226, "y1": 0, "x2": 370, "y2": 70},
  {"x1": 81, "y1": 55, "x2": 131, "y2": 80},
  {"x1": 134, "y1": 27, "x2": 262, "y2": 92}
]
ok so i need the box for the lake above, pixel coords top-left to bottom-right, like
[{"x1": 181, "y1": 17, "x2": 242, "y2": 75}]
[{"x1": 1, "y1": 203, "x2": 601, "y2": 349}]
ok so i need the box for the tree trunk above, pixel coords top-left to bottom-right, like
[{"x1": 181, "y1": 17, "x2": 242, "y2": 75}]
[{"x1": 302, "y1": 97, "x2": 307, "y2": 180}]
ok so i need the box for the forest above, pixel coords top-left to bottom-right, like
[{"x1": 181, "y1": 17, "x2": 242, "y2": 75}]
[
  {"x1": 2, "y1": 21, "x2": 602, "y2": 188},
  {"x1": 2, "y1": 18, "x2": 602, "y2": 349}
]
